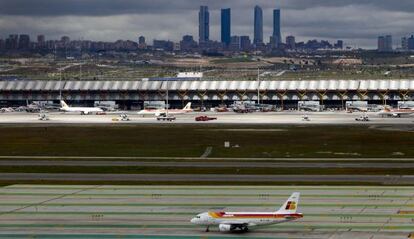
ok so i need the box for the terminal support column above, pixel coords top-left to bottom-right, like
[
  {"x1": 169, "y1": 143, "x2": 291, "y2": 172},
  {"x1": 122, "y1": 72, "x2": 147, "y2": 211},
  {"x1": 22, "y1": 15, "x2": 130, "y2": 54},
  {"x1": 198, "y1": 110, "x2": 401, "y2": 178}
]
[
  {"x1": 236, "y1": 90, "x2": 246, "y2": 101},
  {"x1": 217, "y1": 90, "x2": 227, "y2": 103},
  {"x1": 399, "y1": 90, "x2": 410, "y2": 101},
  {"x1": 318, "y1": 90, "x2": 327, "y2": 105},
  {"x1": 338, "y1": 91, "x2": 348, "y2": 110},
  {"x1": 277, "y1": 90, "x2": 287, "y2": 110},
  {"x1": 197, "y1": 90, "x2": 207, "y2": 107},
  {"x1": 259, "y1": 90, "x2": 267, "y2": 102},
  {"x1": 297, "y1": 90, "x2": 307, "y2": 100},
  {"x1": 379, "y1": 90, "x2": 389, "y2": 106},
  {"x1": 178, "y1": 90, "x2": 188, "y2": 107},
  {"x1": 138, "y1": 91, "x2": 148, "y2": 101},
  {"x1": 357, "y1": 90, "x2": 368, "y2": 101}
]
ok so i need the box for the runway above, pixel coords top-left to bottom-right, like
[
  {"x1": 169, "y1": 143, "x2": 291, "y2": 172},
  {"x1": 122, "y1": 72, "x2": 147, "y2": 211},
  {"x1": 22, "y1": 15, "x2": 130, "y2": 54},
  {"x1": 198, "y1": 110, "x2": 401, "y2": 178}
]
[
  {"x1": 0, "y1": 173, "x2": 413, "y2": 185},
  {"x1": 1, "y1": 159, "x2": 414, "y2": 168},
  {"x1": 0, "y1": 111, "x2": 413, "y2": 125},
  {"x1": 0, "y1": 185, "x2": 412, "y2": 239}
]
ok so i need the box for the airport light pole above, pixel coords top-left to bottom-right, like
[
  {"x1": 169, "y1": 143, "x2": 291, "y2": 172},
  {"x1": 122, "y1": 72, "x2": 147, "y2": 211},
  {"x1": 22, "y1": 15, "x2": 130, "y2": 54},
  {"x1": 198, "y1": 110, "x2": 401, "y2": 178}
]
[
  {"x1": 257, "y1": 67, "x2": 260, "y2": 105},
  {"x1": 59, "y1": 68, "x2": 62, "y2": 100},
  {"x1": 166, "y1": 80, "x2": 169, "y2": 115}
]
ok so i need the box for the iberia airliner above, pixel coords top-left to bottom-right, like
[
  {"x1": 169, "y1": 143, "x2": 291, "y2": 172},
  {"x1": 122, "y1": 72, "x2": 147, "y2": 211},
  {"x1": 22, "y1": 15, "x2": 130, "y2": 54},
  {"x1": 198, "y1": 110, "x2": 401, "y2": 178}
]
[
  {"x1": 137, "y1": 102, "x2": 192, "y2": 116},
  {"x1": 191, "y1": 192, "x2": 302, "y2": 232}
]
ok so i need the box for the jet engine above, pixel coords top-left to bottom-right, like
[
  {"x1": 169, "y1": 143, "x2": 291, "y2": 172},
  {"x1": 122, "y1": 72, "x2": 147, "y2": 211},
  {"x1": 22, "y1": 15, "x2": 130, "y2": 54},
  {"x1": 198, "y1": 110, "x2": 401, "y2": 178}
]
[{"x1": 219, "y1": 224, "x2": 232, "y2": 232}]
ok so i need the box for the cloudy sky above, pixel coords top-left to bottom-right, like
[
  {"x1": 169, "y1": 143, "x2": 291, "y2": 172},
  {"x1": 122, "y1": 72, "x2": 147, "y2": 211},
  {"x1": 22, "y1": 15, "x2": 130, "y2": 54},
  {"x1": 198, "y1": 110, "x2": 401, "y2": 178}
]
[{"x1": 0, "y1": 0, "x2": 413, "y2": 48}]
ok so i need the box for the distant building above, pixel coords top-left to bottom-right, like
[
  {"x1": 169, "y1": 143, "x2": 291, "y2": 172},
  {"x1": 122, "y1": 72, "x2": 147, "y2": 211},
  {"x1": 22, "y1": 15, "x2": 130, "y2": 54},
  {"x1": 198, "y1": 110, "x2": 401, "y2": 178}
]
[
  {"x1": 240, "y1": 36, "x2": 251, "y2": 51},
  {"x1": 6, "y1": 34, "x2": 18, "y2": 49},
  {"x1": 180, "y1": 35, "x2": 197, "y2": 52},
  {"x1": 272, "y1": 9, "x2": 282, "y2": 47},
  {"x1": 385, "y1": 35, "x2": 392, "y2": 51},
  {"x1": 270, "y1": 36, "x2": 279, "y2": 49},
  {"x1": 173, "y1": 42, "x2": 181, "y2": 51},
  {"x1": 408, "y1": 35, "x2": 414, "y2": 50},
  {"x1": 229, "y1": 36, "x2": 240, "y2": 51},
  {"x1": 153, "y1": 40, "x2": 174, "y2": 51},
  {"x1": 378, "y1": 35, "x2": 392, "y2": 52},
  {"x1": 335, "y1": 40, "x2": 343, "y2": 49},
  {"x1": 401, "y1": 37, "x2": 408, "y2": 50},
  {"x1": 0, "y1": 39, "x2": 4, "y2": 50},
  {"x1": 378, "y1": 36, "x2": 385, "y2": 51},
  {"x1": 221, "y1": 8, "x2": 231, "y2": 46},
  {"x1": 61, "y1": 36, "x2": 70, "y2": 44},
  {"x1": 18, "y1": 34, "x2": 30, "y2": 49},
  {"x1": 286, "y1": 35, "x2": 295, "y2": 49},
  {"x1": 37, "y1": 35, "x2": 45, "y2": 44},
  {"x1": 138, "y1": 36, "x2": 146, "y2": 49},
  {"x1": 199, "y1": 6, "x2": 210, "y2": 43},
  {"x1": 138, "y1": 36, "x2": 145, "y2": 45},
  {"x1": 253, "y1": 6, "x2": 263, "y2": 46}
]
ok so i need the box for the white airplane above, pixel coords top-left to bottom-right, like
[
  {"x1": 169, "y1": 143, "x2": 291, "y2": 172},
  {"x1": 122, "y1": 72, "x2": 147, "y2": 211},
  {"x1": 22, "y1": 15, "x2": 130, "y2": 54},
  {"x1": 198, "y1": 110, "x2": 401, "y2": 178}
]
[
  {"x1": 378, "y1": 107, "x2": 414, "y2": 118},
  {"x1": 0, "y1": 107, "x2": 14, "y2": 113},
  {"x1": 191, "y1": 192, "x2": 302, "y2": 233},
  {"x1": 137, "y1": 102, "x2": 193, "y2": 116},
  {"x1": 60, "y1": 100, "x2": 103, "y2": 115}
]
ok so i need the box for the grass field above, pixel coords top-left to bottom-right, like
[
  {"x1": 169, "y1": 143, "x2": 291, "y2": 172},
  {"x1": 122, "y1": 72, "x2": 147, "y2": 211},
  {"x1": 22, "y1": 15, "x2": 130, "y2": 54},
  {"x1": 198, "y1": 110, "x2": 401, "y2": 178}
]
[
  {"x1": 0, "y1": 124, "x2": 412, "y2": 158},
  {"x1": 0, "y1": 124, "x2": 412, "y2": 185}
]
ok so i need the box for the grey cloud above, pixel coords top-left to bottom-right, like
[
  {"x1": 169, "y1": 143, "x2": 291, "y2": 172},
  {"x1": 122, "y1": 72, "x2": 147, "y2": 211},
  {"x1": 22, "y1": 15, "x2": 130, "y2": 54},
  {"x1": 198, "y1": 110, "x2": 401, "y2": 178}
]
[{"x1": 2, "y1": 0, "x2": 414, "y2": 16}]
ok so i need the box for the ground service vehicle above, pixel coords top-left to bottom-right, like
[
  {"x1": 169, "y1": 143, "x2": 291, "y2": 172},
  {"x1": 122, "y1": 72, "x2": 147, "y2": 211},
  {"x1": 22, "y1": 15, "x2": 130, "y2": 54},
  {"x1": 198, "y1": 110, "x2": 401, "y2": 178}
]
[
  {"x1": 157, "y1": 113, "x2": 176, "y2": 121},
  {"x1": 195, "y1": 116, "x2": 217, "y2": 121},
  {"x1": 355, "y1": 115, "x2": 370, "y2": 121}
]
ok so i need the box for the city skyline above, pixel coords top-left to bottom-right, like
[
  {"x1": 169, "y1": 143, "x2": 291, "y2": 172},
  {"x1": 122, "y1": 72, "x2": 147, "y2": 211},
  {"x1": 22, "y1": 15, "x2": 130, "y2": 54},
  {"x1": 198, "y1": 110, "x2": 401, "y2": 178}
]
[{"x1": 1, "y1": 0, "x2": 414, "y2": 48}]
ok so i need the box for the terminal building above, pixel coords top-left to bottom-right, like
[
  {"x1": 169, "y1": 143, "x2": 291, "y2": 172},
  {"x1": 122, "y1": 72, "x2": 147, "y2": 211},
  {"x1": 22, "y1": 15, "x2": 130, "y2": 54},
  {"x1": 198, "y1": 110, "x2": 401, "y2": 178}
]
[{"x1": 0, "y1": 79, "x2": 413, "y2": 109}]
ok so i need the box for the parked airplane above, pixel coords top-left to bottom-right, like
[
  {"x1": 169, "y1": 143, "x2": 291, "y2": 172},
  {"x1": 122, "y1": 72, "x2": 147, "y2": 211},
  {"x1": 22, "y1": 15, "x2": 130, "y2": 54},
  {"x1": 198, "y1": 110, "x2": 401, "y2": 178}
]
[
  {"x1": 137, "y1": 102, "x2": 192, "y2": 116},
  {"x1": 60, "y1": 100, "x2": 103, "y2": 115},
  {"x1": 0, "y1": 107, "x2": 14, "y2": 113},
  {"x1": 191, "y1": 192, "x2": 302, "y2": 233},
  {"x1": 378, "y1": 107, "x2": 414, "y2": 117}
]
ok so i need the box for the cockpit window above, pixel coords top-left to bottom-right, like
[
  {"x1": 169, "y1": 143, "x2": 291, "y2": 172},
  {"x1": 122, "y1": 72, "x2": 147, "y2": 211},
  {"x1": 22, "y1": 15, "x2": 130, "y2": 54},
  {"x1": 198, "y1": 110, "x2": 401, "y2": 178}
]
[{"x1": 196, "y1": 216, "x2": 201, "y2": 218}]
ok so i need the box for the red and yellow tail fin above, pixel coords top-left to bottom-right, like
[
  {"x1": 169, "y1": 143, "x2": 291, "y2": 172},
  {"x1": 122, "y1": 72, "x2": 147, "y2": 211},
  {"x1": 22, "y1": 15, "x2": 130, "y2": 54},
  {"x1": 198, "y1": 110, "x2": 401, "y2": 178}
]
[{"x1": 277, "y1": 192, "x2": 300, "y2": 214}]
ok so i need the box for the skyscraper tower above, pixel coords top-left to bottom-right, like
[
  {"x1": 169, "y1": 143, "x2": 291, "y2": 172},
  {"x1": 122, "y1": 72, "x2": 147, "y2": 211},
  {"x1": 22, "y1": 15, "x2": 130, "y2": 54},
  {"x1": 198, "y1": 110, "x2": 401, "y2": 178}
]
[
  {"x1": 221, "y1": 8, "x2": 231, "y2": 46},
  {"x1": 254, "y1": 6, "x2": 263, "y2": 45},
  {"x1": 199, "y1": 6, "x2": 210, "y2": 43},
  {"x1": 273, "y1": 9, "x2": 282, "y2": 47}
]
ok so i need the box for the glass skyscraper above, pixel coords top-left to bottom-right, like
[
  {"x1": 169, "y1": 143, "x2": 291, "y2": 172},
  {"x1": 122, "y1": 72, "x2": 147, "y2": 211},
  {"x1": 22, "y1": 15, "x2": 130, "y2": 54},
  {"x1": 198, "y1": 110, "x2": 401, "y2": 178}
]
[
  {"x1": 254, "y1": 6, "x2": 263, "y2": 45},
  {"x1": 199, "y1": 6, "x2": 210, "y2": 43},
  {"x1": 273, "y1": 9, "x2": 282, "y2": 46},
  {"x1": 221, "y1": 8, "x2": 231, "y2": 46}
]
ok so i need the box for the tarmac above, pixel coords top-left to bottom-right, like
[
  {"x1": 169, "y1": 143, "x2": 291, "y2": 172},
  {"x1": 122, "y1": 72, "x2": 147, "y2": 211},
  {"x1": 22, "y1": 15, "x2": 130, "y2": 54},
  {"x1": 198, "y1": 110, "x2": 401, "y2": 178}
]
[
  {"x1": 0, "y1": 185, "x2": 413, "y2": 239},
  {"x1": 0, "y1": 173, "x2": 413, "y2": 185},
  {"x1": 0, "y1": 111, "x2": 413, "y2": 125},
  {"x1": 2, "y1": 159, "x2": 414, "y2": 168}
]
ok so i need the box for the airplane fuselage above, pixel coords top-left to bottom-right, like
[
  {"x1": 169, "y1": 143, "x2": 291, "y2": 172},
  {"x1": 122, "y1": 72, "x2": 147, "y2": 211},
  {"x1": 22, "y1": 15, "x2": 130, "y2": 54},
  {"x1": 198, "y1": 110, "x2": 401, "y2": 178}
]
[
  {"x1": 191, "y1": 211, "x2": 303, "y2": 229},
  {"x1": 137, "y1": 109, "x2": 193, "y2": 116},
  {"x1": 60, "y1": 107, "x2": 103, "y2": 114},
  {"x1": 378, "y1": 109, "x2": 414, "y2": 117}
]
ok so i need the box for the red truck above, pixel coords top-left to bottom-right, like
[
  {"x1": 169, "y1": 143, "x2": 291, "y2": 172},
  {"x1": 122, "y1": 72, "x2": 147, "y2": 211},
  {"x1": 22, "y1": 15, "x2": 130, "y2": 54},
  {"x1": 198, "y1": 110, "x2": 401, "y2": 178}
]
[{"x1": 195, "y1": 116, "x2": 217, "y2": 121}]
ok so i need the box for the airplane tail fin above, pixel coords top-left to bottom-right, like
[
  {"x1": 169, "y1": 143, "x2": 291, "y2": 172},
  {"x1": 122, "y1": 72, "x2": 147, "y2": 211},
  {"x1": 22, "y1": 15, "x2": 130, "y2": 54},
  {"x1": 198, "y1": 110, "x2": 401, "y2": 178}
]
[
  {"x1": 183, "y1": 102, "x2": 192, "y2": 110},
  {"x1": 277, "y1": 192, "x2": 300, "y2": 214},
  {"x1": 60, "y1": 100, "x2": 69, "y2": 108}
]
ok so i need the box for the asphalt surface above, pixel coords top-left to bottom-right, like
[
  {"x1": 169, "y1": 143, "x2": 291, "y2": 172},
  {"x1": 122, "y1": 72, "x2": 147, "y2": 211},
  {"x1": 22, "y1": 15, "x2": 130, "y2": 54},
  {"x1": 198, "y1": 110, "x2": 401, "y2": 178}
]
[
  {"x1": 1, "y1": 185, "x2": 413, "y2": 238},
  {"x1": 0, "y1": 173, "x2": 413, "y2": 184},
  {"x1": 0, "y1": 111, "x2": 413, "y2": 125},
  {"x1": 1, "y1": 156, "x2": 413, "y2": 161},
  {"x1": 1, "y1": 160, "x2": 414, "y2": 169}
]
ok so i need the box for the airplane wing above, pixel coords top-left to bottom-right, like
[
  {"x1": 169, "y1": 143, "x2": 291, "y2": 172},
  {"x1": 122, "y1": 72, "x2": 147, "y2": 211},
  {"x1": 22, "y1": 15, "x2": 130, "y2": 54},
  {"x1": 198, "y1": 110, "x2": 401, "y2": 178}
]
[{"x1": 221, "y1": 221, "x2": 256, "y2": 227}]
